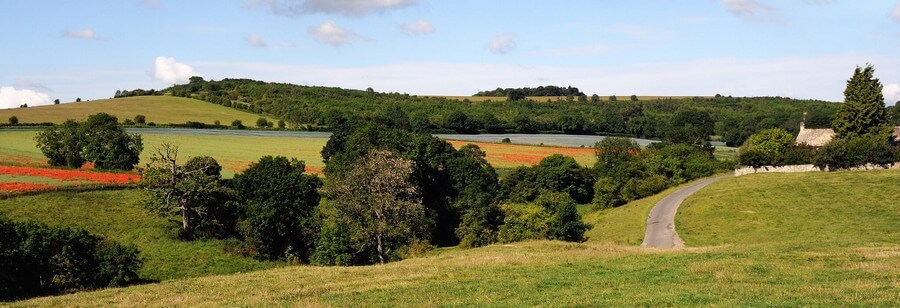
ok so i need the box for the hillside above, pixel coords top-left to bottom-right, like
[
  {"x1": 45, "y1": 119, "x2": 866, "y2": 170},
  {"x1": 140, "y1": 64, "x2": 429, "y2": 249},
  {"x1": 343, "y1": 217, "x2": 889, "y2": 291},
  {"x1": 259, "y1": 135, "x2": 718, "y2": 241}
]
[
  {"x1": 9, "y1": 169, "x2": 899, "y2": 306},
  {"x1": 0, "y1": 190, "x2": 281, "y2": 281},
  {"x1": 0, "y1": 96, "x2": 264, "y2": 126},
  {"x1": 121, "y1": 78, "x2": 841, "y2": 146}
]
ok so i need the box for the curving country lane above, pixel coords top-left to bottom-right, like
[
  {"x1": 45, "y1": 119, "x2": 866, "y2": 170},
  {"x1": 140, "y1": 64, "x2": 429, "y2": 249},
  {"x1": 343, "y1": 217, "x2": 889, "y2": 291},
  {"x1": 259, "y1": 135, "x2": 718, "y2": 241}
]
[{"x1": 641, "y1": 175, "x2": 730, "y2": 249}]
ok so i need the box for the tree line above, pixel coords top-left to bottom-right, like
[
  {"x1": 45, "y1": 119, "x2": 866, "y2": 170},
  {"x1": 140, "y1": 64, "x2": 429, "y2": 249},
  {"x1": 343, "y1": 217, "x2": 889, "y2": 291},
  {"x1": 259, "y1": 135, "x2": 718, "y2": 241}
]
[{"x1": 115, "y1": 78, "x2": 848, "y2": 146}]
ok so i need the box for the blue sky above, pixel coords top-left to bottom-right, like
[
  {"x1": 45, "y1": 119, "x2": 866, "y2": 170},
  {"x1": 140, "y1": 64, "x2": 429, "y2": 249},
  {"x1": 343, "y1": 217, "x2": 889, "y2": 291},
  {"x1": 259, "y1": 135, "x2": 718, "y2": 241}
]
[{"x1": 2, "y1": 0, "x2": 900, "y2": 108}]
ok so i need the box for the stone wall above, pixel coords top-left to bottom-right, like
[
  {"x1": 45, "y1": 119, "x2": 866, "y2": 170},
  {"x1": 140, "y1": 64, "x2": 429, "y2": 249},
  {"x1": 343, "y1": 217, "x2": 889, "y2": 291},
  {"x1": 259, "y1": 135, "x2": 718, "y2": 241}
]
[{"x1": 734, "y1": 163, "x2": 899, "y2": 177}]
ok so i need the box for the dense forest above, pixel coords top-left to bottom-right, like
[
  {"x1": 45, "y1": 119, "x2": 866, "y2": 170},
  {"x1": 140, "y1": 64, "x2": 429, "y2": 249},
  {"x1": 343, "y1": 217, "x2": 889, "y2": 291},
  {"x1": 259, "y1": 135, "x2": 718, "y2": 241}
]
[
  {"x1": 473, "y1": 85, "x2": 585, "y2": 97},
  {"x1": 118, "y1": 78, "x2": 852, "y2": 146}
]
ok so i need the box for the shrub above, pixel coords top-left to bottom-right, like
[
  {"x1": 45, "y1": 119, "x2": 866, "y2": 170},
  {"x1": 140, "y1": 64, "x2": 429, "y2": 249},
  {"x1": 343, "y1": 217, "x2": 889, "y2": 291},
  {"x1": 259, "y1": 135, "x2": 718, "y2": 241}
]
[
  {"x1": 0, "y1": 219, "x2": 142, "y2": 301},
  {"x1": 592, "y1": 177, "x2": 623, "y2": 209},
  {"x1": 501, "y1": 137, "x2": 511, "y2": 143},
  {"x1": 133, "y1": 115, "x2": 146, "y2": 124},
  {"x1": 256, "y1": 118, "x2": 270, "y2": 128},
  {"x1": 8, "y1": 116, "x2": 18, "y2": 125},
  {"x1": 536, "y1": 192, "x2": 588, "y2": 242},
  {"x1": 621, "y1": 175, "x2": 668, "y2": 202},
  {"x1": 231, "y1": 120, "x2": 244, "y2": 129},
  {"x1": 737, "y1": 149, "x2": 770, "y2": 168},
  {"x1": 311, "y1": 221, "x2": 355, "y2": 266},
  {"x1": 497, "y1": 203, "x2": 550, "y2": 243},
  {"x1": 813, "y1": 136, "x2": 897, "y2": 169}
]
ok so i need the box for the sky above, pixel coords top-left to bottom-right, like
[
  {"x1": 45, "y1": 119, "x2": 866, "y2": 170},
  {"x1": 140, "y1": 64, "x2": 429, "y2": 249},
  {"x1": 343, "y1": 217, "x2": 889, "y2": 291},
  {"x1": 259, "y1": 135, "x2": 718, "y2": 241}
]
[{"x1": 2, "y1": 0, "x2": 900, "y2": 109}]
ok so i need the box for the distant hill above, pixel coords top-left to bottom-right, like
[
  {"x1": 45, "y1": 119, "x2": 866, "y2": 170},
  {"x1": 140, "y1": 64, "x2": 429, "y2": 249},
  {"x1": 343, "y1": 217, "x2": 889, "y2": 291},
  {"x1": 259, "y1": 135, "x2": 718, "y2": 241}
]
[
  {"x1": 0, "y1": 96, "x2": 264, "y2": 126},
  {"x1": 113, "y1": 77, "x2": 842, "y2": 146}
]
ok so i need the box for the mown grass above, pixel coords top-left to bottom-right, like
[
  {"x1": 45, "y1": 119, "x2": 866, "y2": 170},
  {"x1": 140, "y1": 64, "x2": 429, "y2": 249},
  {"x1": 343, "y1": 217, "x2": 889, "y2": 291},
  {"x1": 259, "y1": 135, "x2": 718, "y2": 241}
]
[
  {"x1": 8, "y1": 170, "x2": 899, "y2": 306},
  {"x1": 0, "y1": 96, "x2": 263, "y2": 125},
  {"x1": 678, "y1": 169, "x2": 900, "y2": 247},
  {"x1": 0, "y1": 190, "x2": 281, "y2": 282}
]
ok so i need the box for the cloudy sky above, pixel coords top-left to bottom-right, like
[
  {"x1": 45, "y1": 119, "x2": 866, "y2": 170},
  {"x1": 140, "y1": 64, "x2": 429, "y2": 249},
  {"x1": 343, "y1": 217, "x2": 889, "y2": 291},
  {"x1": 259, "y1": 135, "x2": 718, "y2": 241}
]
[{"x1": 2, "y1": 0, "x2": 900, "y2": 109}]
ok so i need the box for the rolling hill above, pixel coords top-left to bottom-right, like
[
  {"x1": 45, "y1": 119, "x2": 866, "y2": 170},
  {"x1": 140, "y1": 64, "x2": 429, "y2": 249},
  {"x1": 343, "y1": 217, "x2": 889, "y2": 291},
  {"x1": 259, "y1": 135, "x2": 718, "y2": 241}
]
[
  {"x1": 5, "y1": 169, "x2": 898, "y2": 306},
  {"x1": 0, "y1": 96, "x2": 265, "y2": 126}
]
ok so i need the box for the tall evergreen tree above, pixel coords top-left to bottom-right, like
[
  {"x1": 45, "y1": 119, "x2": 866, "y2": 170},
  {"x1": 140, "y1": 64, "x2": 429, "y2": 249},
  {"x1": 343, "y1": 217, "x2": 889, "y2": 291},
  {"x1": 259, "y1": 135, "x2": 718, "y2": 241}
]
[{"x1": 832, "y1": 64, "x2": 891, "y2": 139}]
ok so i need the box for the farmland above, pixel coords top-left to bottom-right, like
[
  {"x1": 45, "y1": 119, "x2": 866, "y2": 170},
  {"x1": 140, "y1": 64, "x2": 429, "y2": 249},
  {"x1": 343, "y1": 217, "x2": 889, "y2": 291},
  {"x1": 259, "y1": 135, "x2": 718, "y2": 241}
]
[
  {"x1": 7, "y1": 169, "x2": 899, "y2": 306},
  {"x1": 0, "y1": 96, "x2": 264, "y2": 126},
  {"x1": 0, "y1": 165, "x2": 138, "y2": 196},
  {"x1": 0, "y1": 131, "x2": 599, "y2": 177}
]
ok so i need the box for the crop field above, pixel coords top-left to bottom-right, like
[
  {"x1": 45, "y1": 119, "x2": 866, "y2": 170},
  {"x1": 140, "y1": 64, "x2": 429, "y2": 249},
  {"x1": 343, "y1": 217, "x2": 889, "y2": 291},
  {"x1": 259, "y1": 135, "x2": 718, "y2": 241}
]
[
  {"x1": 0, "y1": 165, "x2": 138, "y2": 197},
  {"x1": 0, "y1": 131, "x2": 597, "y2": 177},
  {"x1": 0, "y1": 96, "x2": 264, "y2": 126},
  {"x1": 7, "y1": 169, "x2": 897, "y2": 306},
  {"x1": 446, "y1": 140, "x2": 596, "y2": 168}
]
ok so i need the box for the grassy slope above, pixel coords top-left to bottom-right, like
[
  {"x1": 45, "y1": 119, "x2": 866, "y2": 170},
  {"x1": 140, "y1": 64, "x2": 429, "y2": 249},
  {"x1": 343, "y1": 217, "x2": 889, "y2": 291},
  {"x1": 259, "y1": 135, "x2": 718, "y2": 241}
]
[
  {"x1": 678, "y1": 170, "x2": 900, "y2": 247},
  {"x1": 0, "y1": 190, "x2": 281, "y2": 281},
  {"x1": 0, "y1": 96, "x2": 263, "y2": 125},
  {"x1": 11, "y1": 170, "x2": 900, "y2": 306}
]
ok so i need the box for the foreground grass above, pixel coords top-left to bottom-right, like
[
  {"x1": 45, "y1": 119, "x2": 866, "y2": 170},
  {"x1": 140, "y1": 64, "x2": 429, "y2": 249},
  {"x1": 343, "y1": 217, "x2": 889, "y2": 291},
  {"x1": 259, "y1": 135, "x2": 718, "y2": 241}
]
[
  {"x1": 9, "y1": 170, "x2": 900, "y2": 306},
  {"x1": 0, "y1": 190, "x2": 280, "y2": 281},
  {"x1": 11, "y1": 241, "x2": 898, "y2": 306},
  {"x1": 0, "y1": 96, "x2": 263, "y2": 126}
]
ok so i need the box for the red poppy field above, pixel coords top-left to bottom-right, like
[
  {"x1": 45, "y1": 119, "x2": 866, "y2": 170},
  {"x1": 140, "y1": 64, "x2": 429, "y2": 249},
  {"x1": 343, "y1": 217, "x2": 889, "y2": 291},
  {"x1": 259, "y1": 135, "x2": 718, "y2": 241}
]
[{"x1": 0, "y1": 165, "x2": 139, "y2": 195}]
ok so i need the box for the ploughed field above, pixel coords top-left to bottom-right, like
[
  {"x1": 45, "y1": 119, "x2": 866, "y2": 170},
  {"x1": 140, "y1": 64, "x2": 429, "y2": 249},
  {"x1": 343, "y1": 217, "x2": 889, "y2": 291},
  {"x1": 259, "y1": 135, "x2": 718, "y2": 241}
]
[{"x1": 4, "y1": 169, "x2": 898, "y2": 306}]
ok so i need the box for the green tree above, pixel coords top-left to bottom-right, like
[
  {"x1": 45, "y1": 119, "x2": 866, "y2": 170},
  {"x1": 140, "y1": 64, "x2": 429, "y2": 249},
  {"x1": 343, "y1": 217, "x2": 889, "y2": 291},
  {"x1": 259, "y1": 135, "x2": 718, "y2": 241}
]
[
  {"x1": 133, "y1": 115, "x2": 146, "y2": 124},
  {"x1": 324, "y1": 150, "x2": 427, "y2": 264},
  {"x1": 256, "y1": 117, "x2": 270, "y2": 128},
  {"x1": 34, "y1": 120, "x2": 86, "y2": 168},
  {"x1": 7, "y1": 116, "x2": 18, "y2": 125},
  {"x1": 630, "y1": 94, "x2": 638, "y2": 102},
  {"x1": 231, "y1": 156, "x2": 322, "y2": 261},
  {"x1": 80, "y1": 113, "x2": 143, "y2": 170},
  {"x1": 536, "y1": 192, "x2": 588, "y2": 242},
  {"x1": 666, "y1": 109, "x2": 714, "y2": 145},
  {"x1": 140, "y1": 143, "x2": 229, "y2": 238},
  {"x1": 832, "y1": 64, "x2": 892, "y2": 139},
  {"x1": 54, "y1": 99, "x2": 60, "y2": 105},
  {"x1": 231, "y1": 119, "x2": 244, "y2": 129}
]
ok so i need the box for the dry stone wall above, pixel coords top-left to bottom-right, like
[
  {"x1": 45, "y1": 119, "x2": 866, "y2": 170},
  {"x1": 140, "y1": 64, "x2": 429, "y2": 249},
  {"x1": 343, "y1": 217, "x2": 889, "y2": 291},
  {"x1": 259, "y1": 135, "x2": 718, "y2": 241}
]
[{"x1": 735, "y1": 163, "x2": 899, "y2": 176}]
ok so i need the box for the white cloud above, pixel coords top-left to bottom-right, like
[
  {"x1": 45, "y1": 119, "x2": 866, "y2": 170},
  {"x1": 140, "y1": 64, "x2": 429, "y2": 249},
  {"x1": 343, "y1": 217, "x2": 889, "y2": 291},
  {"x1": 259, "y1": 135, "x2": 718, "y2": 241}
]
[
  {"x1": 0, "y1": 87, "x2": 52, "y2": 109},
  {"x1": 62, "y1": 28, "x2": 105, "y2": 40},
  {"x1": 721, "y1": 0, "x2": 772, "y2": 16},
  {"x1": 488, "y1": 33, "x2": 516, "y2": 54},
  {"x1": 892, "y1": 3, "x2": 900, "y2": 21},
  {"x1": 308, "y1": 20, "x2": 367, "y2": 46},
  {"x1": 152, "y1": 56, "x2": 199, "y2": 84},
  {"x1": 399, "y1": 20, "x2": 434, "y2": 35},
  {"x1": 246, "y1": 33, "x2": 267, "y2": 47},
  {"x1": 883, "y1": 83, "x2": 900, "y2": 106},
  {"x1": 247, "y1": 0, "x2": 416, "y2": 17}
]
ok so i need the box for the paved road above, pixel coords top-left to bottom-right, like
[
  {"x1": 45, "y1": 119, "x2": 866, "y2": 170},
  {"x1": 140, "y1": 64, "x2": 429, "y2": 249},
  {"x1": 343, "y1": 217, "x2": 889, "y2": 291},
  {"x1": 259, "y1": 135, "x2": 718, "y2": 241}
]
[{"x1": 641, "y1": 176, "x2": 729, "y2": 249}]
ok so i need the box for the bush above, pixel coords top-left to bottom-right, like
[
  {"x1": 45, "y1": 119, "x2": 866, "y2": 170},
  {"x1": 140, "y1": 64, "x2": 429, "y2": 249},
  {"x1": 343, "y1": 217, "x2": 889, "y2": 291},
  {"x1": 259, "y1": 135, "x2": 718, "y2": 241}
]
[
  {"x1": 535, "y1": 192, "x2": 588, "y2": 242},
  {"x1": 814, "y1": 136, "x2": 896, "y2": 169},
  {"x1": 497, "y1": 203, "x2": 550, "y2": 243},
  {"x1": 501, "y1": 137, "x2": 511, "y2": 143},
  {"x1": 231, "y1": 120, "x2": 244, "y2": 129},
  {"x1": 592, "y1": 177, "x2": 623, "y2": 209},
  {"x1": 8, "y1": 116, "x2": 18, "y2": 125},
  {"x1": 311, "y1": 222, "x2": 355, "y2": 266},
  {"x1": 133, "y1": 115, "x2": 146, "y2": 124},
  {"x1": 620, "y1": 175, "x2": 668, "y2": 202},
  {"x1": 256, "y1": 118, "x2": 270, "y2": 128},
  {"x1": 0, "y1": 219, "x2": 142, "y2": 301},
  {"x1": 737, "y1": 149, "x2": 770, "y2": 168}
]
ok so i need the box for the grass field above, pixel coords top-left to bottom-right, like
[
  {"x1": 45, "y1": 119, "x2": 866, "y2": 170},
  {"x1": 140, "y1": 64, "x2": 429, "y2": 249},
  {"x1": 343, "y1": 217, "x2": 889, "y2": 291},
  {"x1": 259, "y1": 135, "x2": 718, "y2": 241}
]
[
  {"x1": 8, "y1": 169, "x2": 898, "y2": 306},
  {"x1": 0, "y1": 96, "x2": 264, "y2": 126},
  {"x1": 0, "y1": 131, "x2": 597, "y2": 177},
  {"x1": 0, "y1": 190, "x2": 281, "y2": 282}
]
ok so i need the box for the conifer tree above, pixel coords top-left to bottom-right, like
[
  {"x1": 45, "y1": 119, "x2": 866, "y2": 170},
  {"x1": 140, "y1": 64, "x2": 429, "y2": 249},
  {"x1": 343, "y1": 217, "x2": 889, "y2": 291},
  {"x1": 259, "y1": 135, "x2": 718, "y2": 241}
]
[{"x1": 832, "y1": 64, "x2": 891, "y2": 139}]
